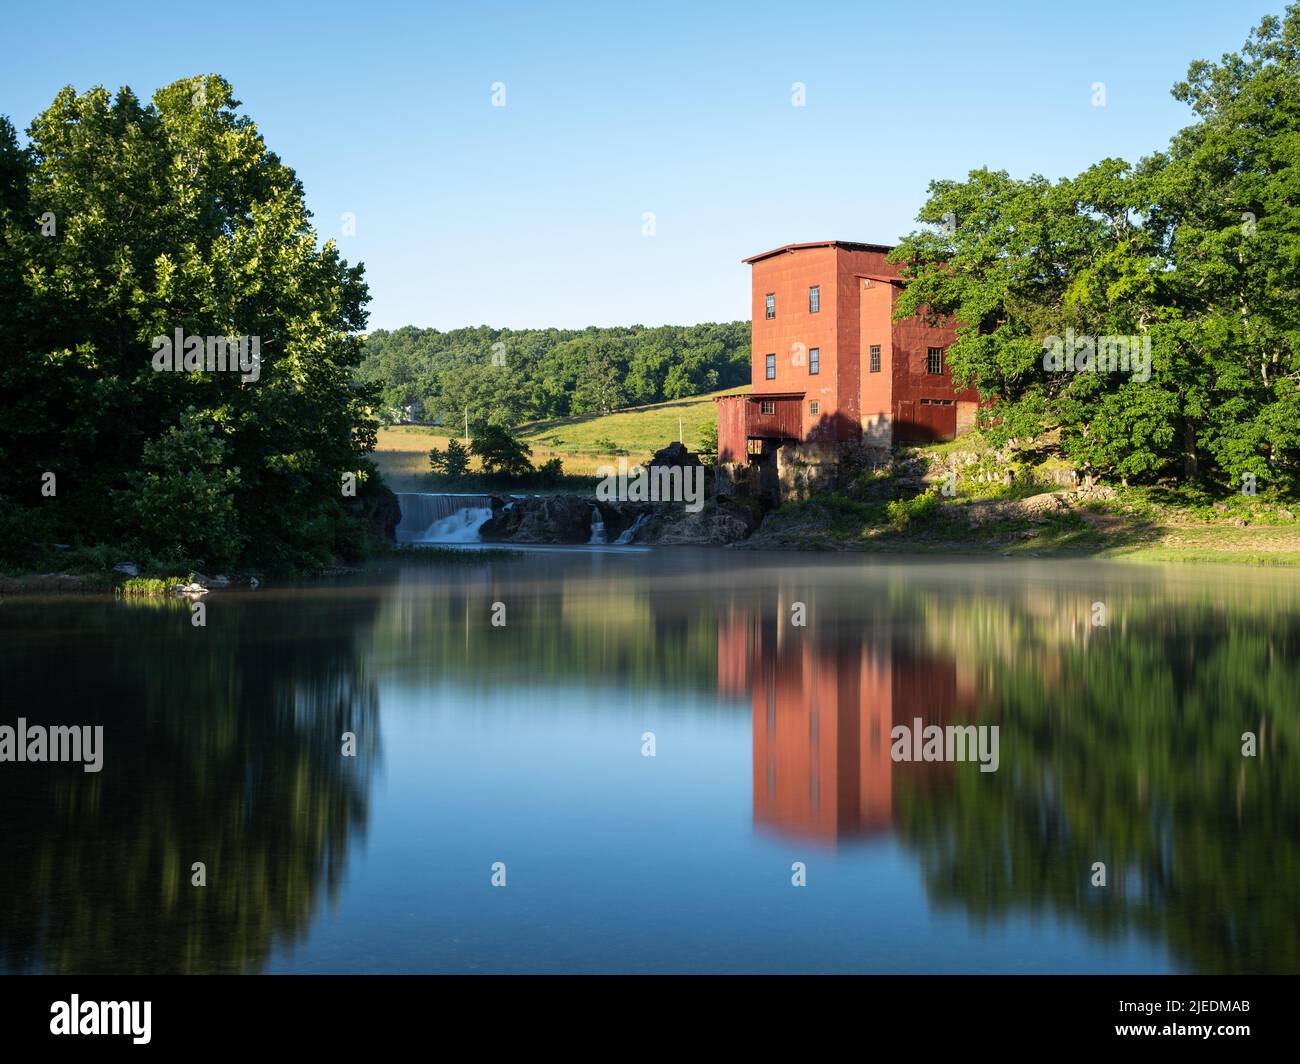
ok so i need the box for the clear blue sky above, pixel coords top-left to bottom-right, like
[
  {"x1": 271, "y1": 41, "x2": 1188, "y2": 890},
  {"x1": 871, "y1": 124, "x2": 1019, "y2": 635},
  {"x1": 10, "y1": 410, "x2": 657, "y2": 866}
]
[{"x1": 0, "y1": 0, "x2": 1272, "y2": 331}]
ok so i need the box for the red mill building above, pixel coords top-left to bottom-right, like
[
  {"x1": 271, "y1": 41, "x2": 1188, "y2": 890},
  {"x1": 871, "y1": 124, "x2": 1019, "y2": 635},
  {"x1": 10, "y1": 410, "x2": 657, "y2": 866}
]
[{"x1": 715, "y1": 240, "x2": 978, "y2": 497}]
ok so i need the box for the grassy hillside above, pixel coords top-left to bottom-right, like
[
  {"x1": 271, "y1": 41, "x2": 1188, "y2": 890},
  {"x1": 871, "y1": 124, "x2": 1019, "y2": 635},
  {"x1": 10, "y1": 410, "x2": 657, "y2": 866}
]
[
  {"x1": 374, "y1": 386, "x2": 748, "y2": 490},
  {"x1": 519, "y1": 386, "x2": 746, "y2": 456}
]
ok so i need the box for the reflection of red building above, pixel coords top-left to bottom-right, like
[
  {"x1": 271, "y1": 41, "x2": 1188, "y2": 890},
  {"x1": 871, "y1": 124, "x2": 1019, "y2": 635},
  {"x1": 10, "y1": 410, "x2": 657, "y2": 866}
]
[{"x1": 718, "y1": 608, "x2": 976, "y2": 845}]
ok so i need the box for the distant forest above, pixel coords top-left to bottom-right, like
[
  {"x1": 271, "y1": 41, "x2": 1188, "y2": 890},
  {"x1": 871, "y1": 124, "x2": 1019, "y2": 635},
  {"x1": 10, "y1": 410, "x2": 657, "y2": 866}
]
[{"x1": 357, "y1": 322, "x2": 751, "y2": 427}]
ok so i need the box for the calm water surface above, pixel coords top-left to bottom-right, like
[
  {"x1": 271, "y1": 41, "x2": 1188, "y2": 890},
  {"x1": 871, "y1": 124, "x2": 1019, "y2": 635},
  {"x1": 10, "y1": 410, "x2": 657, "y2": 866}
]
[{"x1": 2, "y1": 549, "x2": 1296, "y2": 973}]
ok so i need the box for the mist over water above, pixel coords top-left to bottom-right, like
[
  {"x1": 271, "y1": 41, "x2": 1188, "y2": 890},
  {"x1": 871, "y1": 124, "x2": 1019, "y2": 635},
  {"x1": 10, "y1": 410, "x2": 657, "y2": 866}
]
[{"x1": 1, "y1": 551, "x2": 1296, "y2": 973}]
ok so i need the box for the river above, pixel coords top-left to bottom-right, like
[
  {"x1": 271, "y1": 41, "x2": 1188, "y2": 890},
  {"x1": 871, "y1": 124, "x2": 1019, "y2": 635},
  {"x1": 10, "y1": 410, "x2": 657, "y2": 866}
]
[{"x1": 0, "y1": 549, "x2": 1295, "y2": 973}]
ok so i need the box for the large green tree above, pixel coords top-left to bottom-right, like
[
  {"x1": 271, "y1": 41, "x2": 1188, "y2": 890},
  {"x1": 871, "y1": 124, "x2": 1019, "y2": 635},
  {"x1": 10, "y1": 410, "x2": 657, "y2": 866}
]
[
  {"x1": 1, "y1": 76, "x2": 380, "y2": 570},
  {"x1": 892, "y1": 5, "x2": 1300, "y2": 494}
]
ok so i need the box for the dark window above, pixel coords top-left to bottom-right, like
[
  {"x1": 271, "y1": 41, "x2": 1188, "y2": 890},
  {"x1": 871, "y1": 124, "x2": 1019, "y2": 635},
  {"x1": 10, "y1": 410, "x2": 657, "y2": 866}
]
[
  {"x1": 927, "y1": 347, "x2": 943, "y2": 375},
  {"x1": 920, "y1": 398, "x2": 931, "y2": 405},
  {"x1": 809, "y1": 347, "x2": 819, "y2": 375},
  {"x1": 869, "y1": 345, "x2": 881, "y2": 373},
  {"x1": 765, "y1": 353, "x2": 776, "y2": 380},
  {"x1": 809, "y1": 400, "x2": 820, "y2": 416},
  {"x1": 760, "y1": 400, "x2": 775, "y2": 415},
  {"x1": 765, "y1": 293, "x2": 776, "y2": 320},
  {"x1": 809, "y1": 286, "x2": 820, "y2": 313}
]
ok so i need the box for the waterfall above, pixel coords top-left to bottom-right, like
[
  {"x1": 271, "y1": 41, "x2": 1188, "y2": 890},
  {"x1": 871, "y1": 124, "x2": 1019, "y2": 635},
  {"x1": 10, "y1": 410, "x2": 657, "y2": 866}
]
[
  {"x1": 396, "y1": 493, "x2": 494, "y2": 543},
  {"x1": 588, "y1": 507, "x2": 607, "y2": 545},
  {"x1": 614, "y1": 511, "x2": 650, "y2": 545}
]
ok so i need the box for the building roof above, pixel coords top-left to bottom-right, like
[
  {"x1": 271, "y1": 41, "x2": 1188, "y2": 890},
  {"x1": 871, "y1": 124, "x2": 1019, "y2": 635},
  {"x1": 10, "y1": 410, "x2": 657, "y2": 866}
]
[{"x1": 742, "y1": 240, "x2": 896, "y2": 265}]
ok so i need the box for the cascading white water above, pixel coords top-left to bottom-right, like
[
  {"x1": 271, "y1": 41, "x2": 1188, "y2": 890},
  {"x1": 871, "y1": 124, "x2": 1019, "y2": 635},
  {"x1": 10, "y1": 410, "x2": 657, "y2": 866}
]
[
  {"x1": 418, "y1": 506, "x2": 493, "y2": 542},
  {"x1": 396, "y1": 493, "x2": 494, "y2": 543},
  {"x1": 588, "y1": 507, "x2": 607, "y2": 545},
  {"x1": 614, "y1": 511, "x2": 650, "y2": 545}
]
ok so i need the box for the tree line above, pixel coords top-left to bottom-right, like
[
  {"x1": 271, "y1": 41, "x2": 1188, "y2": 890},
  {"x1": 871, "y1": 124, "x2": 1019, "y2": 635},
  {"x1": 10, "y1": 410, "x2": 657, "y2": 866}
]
[{"x1": 357, "y1": 322, "x2": 751, "y2": 428}]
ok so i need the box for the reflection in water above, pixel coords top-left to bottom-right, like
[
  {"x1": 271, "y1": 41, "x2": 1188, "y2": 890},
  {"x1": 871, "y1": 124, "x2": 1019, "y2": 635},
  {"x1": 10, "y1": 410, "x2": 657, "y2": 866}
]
[
  {"x1": 1, "y1": 554, "x2": 1297, "y2": 973},
  {"x1": 720, "y1": 606, "x2": 980, "y2": 842},
  {"x1": 718, "y1": 568, "x2": 1300, "y2": 973},
  {"x1": 0, "y1": 593, "x2": 379, "y2": 974}
]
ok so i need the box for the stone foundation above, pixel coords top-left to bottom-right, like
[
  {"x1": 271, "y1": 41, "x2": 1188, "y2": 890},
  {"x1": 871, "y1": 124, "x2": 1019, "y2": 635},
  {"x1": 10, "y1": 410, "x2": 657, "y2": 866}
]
[
  {"x1": 722, "y1": 438, "x2": 896, "y2": 506},
  {"x1": 775, "y1": 441, "x2": 841, "y2": 503}
]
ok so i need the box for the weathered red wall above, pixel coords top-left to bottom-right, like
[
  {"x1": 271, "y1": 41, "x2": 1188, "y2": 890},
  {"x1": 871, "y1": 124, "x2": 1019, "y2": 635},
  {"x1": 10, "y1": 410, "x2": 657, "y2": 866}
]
[
  {"x1": 715, "y1": 395, "x2": 749, "y2": 464},
  {"x1": 891, "y1": 307, "x2": 975, "y2": 442},
  {"x1": 858, "y1": 279, "x2": 895, "y2": 443},
  {"x1": 749, "y1": 246, "x2": 837, "y2": 441},
  {"x1": 747, "y1": 397, "x2": 804, "y2": 441}
]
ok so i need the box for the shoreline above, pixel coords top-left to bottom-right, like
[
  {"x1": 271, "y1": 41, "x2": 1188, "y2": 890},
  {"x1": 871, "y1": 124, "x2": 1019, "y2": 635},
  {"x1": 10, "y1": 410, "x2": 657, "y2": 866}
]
[{"x1": 3, "y1": 531, "x2": 1296, "y2": 599}]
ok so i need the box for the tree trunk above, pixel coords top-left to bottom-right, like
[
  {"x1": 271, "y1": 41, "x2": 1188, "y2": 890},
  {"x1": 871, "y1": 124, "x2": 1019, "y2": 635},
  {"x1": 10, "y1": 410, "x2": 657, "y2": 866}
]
[{"x1": 1181, "y1": 417, "x2": 1198, "y2": 482}]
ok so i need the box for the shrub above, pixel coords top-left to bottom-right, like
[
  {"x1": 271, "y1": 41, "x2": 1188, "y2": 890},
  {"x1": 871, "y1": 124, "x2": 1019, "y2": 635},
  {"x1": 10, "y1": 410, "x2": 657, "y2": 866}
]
[
  {"x1": 429, "y1": 438, "x2": 470, "y2": 478},
  {"x1": 698, "y1": 424, "x2": 718, "y2": 461},
  {"x1": 886, "y1": 490, "x2": 941, "y2": 529},
  {"x1": 122, "y1": 409, "x2": 242, "y2": 569},
  {"x1": 535, "y1": 457, "x2": 564, "y2": 487}
]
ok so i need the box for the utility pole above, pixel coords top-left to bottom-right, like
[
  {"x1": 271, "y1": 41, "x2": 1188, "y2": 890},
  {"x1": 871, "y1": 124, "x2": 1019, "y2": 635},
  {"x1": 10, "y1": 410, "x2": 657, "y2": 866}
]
[{"x1": 465, "y1": 406, "x2": 470, "y2": 445}]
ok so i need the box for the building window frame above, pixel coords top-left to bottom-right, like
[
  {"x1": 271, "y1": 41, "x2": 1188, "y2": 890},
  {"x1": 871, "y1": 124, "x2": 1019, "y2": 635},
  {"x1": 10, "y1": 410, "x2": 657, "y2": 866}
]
[
  {"x1": 765, "y1": 293, "x2": 776, "y2": 320},
  {"x1": 869, "y1": 345, "x2": 881, "y2": 373},
  {"x1": 765, "y1": 353, "x2": 776, "y2": 380},
  {"x1": 809, "y1": 400, "x2": 820, "y2": 416},
  {"x1": 809, "y1": 286, "x2": 820, "y2": 314},
  {"x1": 760, "y1": 400, "x2": 776, "y2": 415},
  {"x1": 927, "y1": 347, "x2": 944, "y2": 375},
  {"x1": 809, "y1": 347, "x2": 820, "y2": 375}
]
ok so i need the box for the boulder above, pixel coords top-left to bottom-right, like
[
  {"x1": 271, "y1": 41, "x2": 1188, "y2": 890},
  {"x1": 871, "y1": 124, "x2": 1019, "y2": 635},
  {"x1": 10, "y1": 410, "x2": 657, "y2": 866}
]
[
  {"x1": 481, "y1": 495, "x2": 597, "y2": 543},
  {"x1": 648, "y1": 441, "x2": 702, "y2": 468},
  {"x1": 964, "y1": 492, "x2": 1072, "y2": 527},
  {"x1": 639, "y1": 499, "x2": 759, "y2": 545},
  {"x1": 342, "y1": 472, "x2": 402, "y2": 543}
]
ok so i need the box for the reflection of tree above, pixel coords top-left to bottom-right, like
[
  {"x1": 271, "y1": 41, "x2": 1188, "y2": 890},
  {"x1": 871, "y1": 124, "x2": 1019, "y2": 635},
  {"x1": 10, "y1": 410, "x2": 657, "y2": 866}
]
[
  {"x1": 716, "y1": 573, "x2": 1300, "y2": 973},
  {"x1": 894, "y1": 588, "x2": 1300, "y2": 974},
  {"x1": 368, "y1": 565, "x2": 720, "y2": 696},
  {"x1": 0, "y1": 594, "x2": 379, "y2": 974}
]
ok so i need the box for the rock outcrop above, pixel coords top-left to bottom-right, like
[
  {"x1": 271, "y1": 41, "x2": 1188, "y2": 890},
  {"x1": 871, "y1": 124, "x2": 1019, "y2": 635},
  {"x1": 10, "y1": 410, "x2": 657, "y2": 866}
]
[
  {"x1": 960, "y1": 492, "x2": 1073, "y2": 527},
  {"x1": 478, "y1": 491, "x2": 757, "y2": 547},
  {"x1": 638, "y1": 498, "x2": 760, "y2": 545},
  {"x1": 481, "y1": 495, "x2": 600, "y2": 544},
  {"x1": 343, "y1": 473, "x2": 402, "y2": 543}
]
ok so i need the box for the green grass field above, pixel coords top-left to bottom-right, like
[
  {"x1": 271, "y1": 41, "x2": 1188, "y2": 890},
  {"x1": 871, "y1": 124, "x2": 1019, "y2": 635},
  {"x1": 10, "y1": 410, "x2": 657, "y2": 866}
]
[
  {"x1": 518, "y1": 386, "x2": 746, "y2": 456},
  {"x1": 375, "y1": 386, "x2": 747, "y2": 489}
]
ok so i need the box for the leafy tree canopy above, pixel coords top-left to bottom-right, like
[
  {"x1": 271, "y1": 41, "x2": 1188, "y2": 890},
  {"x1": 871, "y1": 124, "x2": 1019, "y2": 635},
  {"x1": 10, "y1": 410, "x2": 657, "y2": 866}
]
[
  {"x1": 892, "y1": 5, "x2": 1300, "y2": 493},
  {"x1": 0, "y1": 76, "x2": 381, "y2": 570}
]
